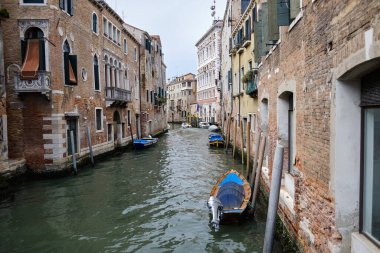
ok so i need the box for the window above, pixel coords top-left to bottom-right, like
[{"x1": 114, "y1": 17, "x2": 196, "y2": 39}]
[
  {"x1": 20, "y1": 27, "x2": 46, "y2": 80},
  {"x1": 107, "y1": 124, "x2": 112, "y2": 141},
  {"x1": 95, "y1": 108, "x2": 103, "y2": 131},
  {"x1": 59, "y1": 0, "x2": 74, "y2": 16},
  {"x1": 92, "y1": 13, "x2": 98, "y2": 34},
  {"x1": 108, "y1": 23, "x2": 112, "y2": 38},
  {"x1": 23, "y1": 0, "x2": 44, "y2": 4},
  {"x1": 93, "y1": 55, "x2": 100, "y2": 91},
  {"x1": 103, "y1": 18, "x2": 108, "y2": 36},
  {"x1": 117, "y1": 30, "x2": 121, "y2": 45},
  {"x1": 124, "y1": 38, "x2": 127, "y2": 54},
  {"x1": 361, "y1": 69, "x2": 380, "y2": 245},
  {"x1": 134, "y1": 47, "x2": 137, "y2": 61},
  {"x1": 63, "y1": 40, "x2": 77, "y2": 85},
  {"x1": 127, "y1": 110, "x2": 131, "y2": 126}
]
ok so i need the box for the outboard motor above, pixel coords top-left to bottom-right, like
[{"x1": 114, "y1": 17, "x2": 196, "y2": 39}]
[{"x1": 207, "y1": 196, "x2": 223, "y2": 230}]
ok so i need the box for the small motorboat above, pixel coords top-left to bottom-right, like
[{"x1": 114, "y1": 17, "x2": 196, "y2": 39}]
[
  {"x1": 207, "y1": 170, "x2": 251, "y2": 230},
  {"x1": 133, "y1": 137, "x2": 158, "y2": 149},
  {"x1": 199, "y1": 121, "x2": 210, "y2": 129},
  {"x1": 208, "y1": 133, "x2": 224, "y2": 147},
  {"x1": 208, "y1": 125, "x2": 220, "y2": 132},
  {"x1": 181, "y1": 122, "x2": 192, "y2": 128}
]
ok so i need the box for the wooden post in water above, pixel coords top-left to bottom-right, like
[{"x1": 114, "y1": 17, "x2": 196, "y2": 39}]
[
  {"x1": 263, "y1": 145, "x2": 284, "y2": 253},
  {"x1": 246, "y1": 115, "x2": 251, "y2": 179},
  {"x1": 86, "y1": 126, "x2": 94, "y2": 166},
  {"x1": 70, "y1": 130, "x2": 77, "y2": 175},
  {"x1": 233, "y1": 116, "x2": 237, "y2": 158},
  {"x1": 225, "y1": 114, "x2": 232, "y2": 152},
  {"x1": 251, "y1": 134, "x2": 266, "y2": 208},
  {"x1": 250, "y1": 129, "x2": 261, "y2": 186},
  {"x1": 240, "y1": 118, "x2": 244, "y2": 164}
]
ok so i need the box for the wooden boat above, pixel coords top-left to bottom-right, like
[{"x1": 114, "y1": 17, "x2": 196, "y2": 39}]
[
  {"x1": 208, "y1": 133, "x2": 224, "y2": 147},
  {"x1": 207, "y1": 170, "x2": 251, "y2": 229},
  {"x1": 133, "y1": 137, "x2": 158, "y2": 149}
]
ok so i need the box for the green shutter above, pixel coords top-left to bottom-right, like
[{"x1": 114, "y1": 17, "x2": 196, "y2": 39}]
[
  {"x1": 64, "y1": 52, "x2": 69, "y2": 84},
  {"x1": 268, "y1": 0, "x2": 279, "y2": 42},
  {"x1": 253, "y1": 17, "x2": 262, "y2": 63},
  {"x1": 277, "y1": 0, "x2": 290, "y2": 26},
  {"x1": 69, "y1": 55, "x2": 77, "y2": 84},
  {"x1": 39, "y1": 39, "x2": 46, "y2": 71},
  {"x1": 59, "y1": 0, "x2": 64, "y2": 10},
  {"x1": 261, "y1": 3, "x2": 269, "y2": 56},
  {"x1": 21, "y1": 40, "x2": 27, "y2": 64},
  {"x1": 290, "y1": 0, "x2": 300, "y2": 20},
  {"x1": 94, "y1": 64, "x2": 99, "y2": 90},
  {"x1": 70, "y1": 0, "x2": 74, "y2": 16}
]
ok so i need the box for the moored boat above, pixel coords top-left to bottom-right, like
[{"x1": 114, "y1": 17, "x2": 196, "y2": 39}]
[
  {"x1": 133, "y1": 137, "x2": 158, "y2": 149},
  {"x1": 199, "y1": 121, "x2": 210, "y2": 129},
  {"x1": 208, "y1": 133, "x2": 224, "y2": 147},
  {"x1": 207, "y1": 170, "x2": 251, "y2": 229},
  {"x1": 181, "y1": 122, "x2": 192, "y2": 128}
]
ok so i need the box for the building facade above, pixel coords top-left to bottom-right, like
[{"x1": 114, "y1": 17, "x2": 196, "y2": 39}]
[
  {"x1": 125, "y1": 24, "x2": 167, "y2": 137},
  {"x1": 230, "y1": 1, "x2": 259, "y2": 157},
  {"x1": 0, "y1": 0, "x2": 166, "y2": 175},
  {"x1": 167, "y1": 73, "x2": 197, "y2": 123},
  {"x1": 220, "y1": 0, "x2": 241, "y2": 134},
  {"x1": 252, "y1": 0, "x2": 380, "y2": 252},
  {"x1": 195, "y1": 20, "x2": 222, "y2": 124}
]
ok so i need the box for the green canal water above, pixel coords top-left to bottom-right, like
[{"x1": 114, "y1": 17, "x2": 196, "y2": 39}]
[{"x1": 0, "y1": 127, "x2": 282, "y2": 253}]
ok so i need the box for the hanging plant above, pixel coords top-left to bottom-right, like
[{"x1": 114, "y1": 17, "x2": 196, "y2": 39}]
[
  {"x1": 242, "y1": 70, "x2": 254, "y2": 83},
  {"x1": 0, "y1": 9, "x2": 9, "y2": 19}
]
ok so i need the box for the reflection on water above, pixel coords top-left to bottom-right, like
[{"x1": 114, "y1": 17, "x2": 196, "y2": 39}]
[{"x1": 0, "y1": 126, "x2": 280, "y2": 253}]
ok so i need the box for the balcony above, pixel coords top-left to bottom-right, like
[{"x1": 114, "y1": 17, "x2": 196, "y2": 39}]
[
  {"x1": 14, "y1": 71, "x2": 51, "y2": 98},
  {"x1": 105, "y1": 87, "x2": 132, "y2": 106},
  {"x1": 242, "y1": 37, "x2": 251, "y2": 48},
  {"x1": 245, "y1": 80, "x2": 257, "y2": 97}
]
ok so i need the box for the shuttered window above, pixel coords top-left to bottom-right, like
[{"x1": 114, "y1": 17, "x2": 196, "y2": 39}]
[
  {"x1": 290, "y1": 0, "x2": 300, "y2": 20},
  {"x1": 268, "y1": 0, "x2": 279, "y2": 42},
  {"x1": 59, "y1": 0, "x2": 74, "y2": 16},
  {"x1": 94, "y1": 55, "x2": 100, "y2": 91},
  {"x1": 277, "y1": 0, "x2": 290, "y2": 26}
]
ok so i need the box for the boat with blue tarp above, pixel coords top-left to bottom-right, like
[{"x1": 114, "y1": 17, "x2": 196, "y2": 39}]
[
  {"x1": 208, "y1": 133, "x2": 224, "y2": 147},
  {"x1": 207, "y1": 170, "x2": 251, "y2": 230},
  {"x1": 133, "y1": 137, "x2": 158, "y2": 149}
]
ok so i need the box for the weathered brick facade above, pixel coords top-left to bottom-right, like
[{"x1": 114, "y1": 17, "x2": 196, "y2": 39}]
[
  {"x1": 1, "y1": 0, "x2": 166, "y2": 174},
  {"x1": 253, "y1": 0, "x2": 380, "y2": 252}
]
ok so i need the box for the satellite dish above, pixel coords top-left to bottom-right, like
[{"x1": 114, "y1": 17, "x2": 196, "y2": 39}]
[
  {"x1": 211, "y1": 6, "x2": 215, "y2": 10},
  {"x1": 211, "y1": 11, "x2": 216, "y2": 17}
]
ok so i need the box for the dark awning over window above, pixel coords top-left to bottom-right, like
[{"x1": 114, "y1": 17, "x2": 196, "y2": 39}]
[{"x1": 21, "y1": 39, "x2": 39, "y2": 80}]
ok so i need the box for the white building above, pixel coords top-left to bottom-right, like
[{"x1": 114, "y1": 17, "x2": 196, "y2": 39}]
[{"x1": 195, "y1": 20, "x2": 222, "y2": 124}]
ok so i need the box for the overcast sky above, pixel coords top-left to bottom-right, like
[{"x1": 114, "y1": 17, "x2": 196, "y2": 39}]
[{"x1": 105, "y1": 0, "x2": 226, "y2": 81}]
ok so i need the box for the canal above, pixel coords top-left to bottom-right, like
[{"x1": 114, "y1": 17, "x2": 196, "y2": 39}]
[{"x1": 0, "y1": 127, "x2": 282, "y2": 253}]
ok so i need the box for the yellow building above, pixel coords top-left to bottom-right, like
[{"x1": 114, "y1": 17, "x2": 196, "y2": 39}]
[{"x1": 230, "y1": 1, "x2": 258, "y2": 152}]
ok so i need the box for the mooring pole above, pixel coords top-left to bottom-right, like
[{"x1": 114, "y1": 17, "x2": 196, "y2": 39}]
[
  {"x1": 246, "y1": 115, "x2": 251, "y2": 179},
  {"x1": 240, "y1": 118, "x2": 244, "y2": 164},
  {"x1": 225, "y1": 114, "x2": 232, "y2": 152},
  {"x1": 70, "y1": 130, "x2": 77, "y2": 175},
  {"x1": 263, "y1": 145, "x2": 284, "y2": 253},
  {"x1": 86, "y1": 126, "x2": 94, "y2": 166},
  {"x1": 250, "y1": 130, "x2": 261, "y2": 186},
  {"x1": 251, "y1": 134, "x2": 266, "y2": 208},
  {"x1": 233, "y1": 116, "x2": 237, "y2": 158}
]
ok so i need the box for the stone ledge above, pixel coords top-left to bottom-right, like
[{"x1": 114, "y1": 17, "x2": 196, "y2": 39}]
[{"x1": 351, "y1": 232, "x2": 380, "y2": 253}]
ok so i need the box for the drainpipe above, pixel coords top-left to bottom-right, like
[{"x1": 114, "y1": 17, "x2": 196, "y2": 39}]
[{"x1": 238, "y1": 52, "x2": 241, "y2": 117}]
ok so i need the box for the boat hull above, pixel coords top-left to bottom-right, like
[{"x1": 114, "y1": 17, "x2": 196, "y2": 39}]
[
  {"x1": 209, "y1": 170, "x2": 251, "y2": 227},
  {"x1": 133, "y1": 138, "x2": 158, "y2": 149},
  {"x1": 208, "y1": 134, "x2": 225, "y2": 147}
]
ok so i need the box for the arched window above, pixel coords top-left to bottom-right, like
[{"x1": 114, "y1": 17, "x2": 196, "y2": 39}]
[
  {"x1": 20, "y1": 27, "x2": 46, "y2": 80},
  {"x1": 104, "y1": 55, "x2": 109, "y2": 87},
  {"x1": 93, "y1": 55, "x2": 100, "y2": 91},
  {"x1": 92, "y1": 13, "x2": 98, "y2": 34},
  {"x1": 63, "y1": 40, "x2": 77, "y2": 85}
]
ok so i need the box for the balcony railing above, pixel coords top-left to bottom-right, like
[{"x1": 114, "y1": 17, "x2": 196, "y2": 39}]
[
  {"x1": 245, "y1": 80, "x2": 257, "y2": 96},
  {"x1": 14, "y1": 71, "x2": 51, "y2": 96},
  {"x1": 105, "y1": 87, "x2": 132, "y2": 104}
]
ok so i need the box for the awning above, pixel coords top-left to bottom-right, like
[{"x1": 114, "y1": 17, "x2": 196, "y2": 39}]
[
  {"x1": 21, "y1": 39, "x2": 40, "y2": 80},
  {"x1": 69, "y1": 59, "x2": 77, "y2": 84}
]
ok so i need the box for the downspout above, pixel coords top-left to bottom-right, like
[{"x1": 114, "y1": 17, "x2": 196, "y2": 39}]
[{"x1": 238, "y1": 51, "x2": 241, "y2": 117}]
